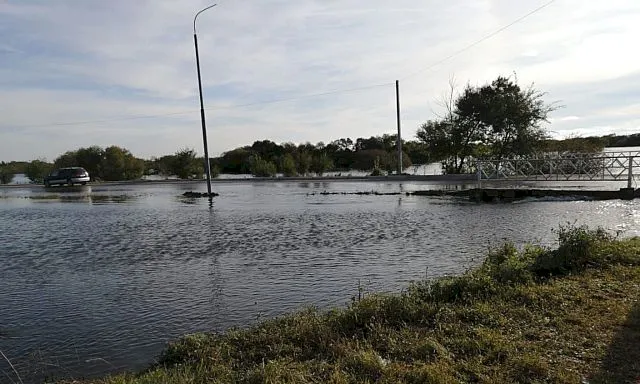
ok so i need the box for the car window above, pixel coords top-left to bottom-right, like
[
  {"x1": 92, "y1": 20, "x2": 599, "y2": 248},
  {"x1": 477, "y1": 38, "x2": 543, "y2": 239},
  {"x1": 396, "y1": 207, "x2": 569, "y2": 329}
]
[{"x1": 49, "y1": 170, "x2": 59, "y2": 177}]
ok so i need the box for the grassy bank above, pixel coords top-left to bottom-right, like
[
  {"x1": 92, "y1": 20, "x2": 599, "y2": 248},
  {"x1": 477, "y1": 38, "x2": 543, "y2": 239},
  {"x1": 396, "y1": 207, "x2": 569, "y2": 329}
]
[{"x1": 64, "y1": 225, "x2": 640, "y2": 384}]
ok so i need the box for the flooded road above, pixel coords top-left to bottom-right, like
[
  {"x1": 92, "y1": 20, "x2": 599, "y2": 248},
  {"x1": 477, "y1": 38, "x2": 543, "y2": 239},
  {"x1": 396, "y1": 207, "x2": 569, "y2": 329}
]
[{"x1": 1, "y1": 180, "x2": 638, "y2": 382}]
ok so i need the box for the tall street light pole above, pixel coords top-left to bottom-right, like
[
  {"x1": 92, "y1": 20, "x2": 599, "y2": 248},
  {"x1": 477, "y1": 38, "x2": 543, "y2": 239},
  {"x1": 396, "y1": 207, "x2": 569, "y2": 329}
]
[{"x1": 193, "y1": 4, "x2": 217, "y2": 198}]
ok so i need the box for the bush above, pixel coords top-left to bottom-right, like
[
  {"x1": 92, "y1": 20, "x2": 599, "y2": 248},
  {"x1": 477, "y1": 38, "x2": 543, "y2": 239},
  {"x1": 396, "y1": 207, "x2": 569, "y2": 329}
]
[
  {"x1": 532, "y1": 224, "x2": 615, "y2": 276},
  {"x1": 250, "y1": 156, "x2": 277, "y2": 177},
  {"x1": 25, "y1": 159, "x2": 53, "y2": 183},
  {"x1": 172, "y1": 148, "x2": 202, "y2": 179},
  {"x1": 281, "y1": 154, "x2": 297, "y2": 177},
  {"x1": 210, "y1": 164, "x2": 221, "y2": 178},
  {"x1": 0, "y1": 163, "x2": 15, "y2": 184},
  {"x1": 310, "y1": 154, "x2": 333, "y2": 176}
]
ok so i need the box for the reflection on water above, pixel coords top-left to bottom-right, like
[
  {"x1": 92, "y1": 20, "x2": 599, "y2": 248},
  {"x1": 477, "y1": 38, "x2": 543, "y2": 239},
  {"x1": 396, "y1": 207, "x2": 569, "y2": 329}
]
[
  {"x1": 0, "y1": 180, "x2": 638, "y2": 382},
  {"x1": 4, "y1": 186, "x2": 142, "y2": 205}
]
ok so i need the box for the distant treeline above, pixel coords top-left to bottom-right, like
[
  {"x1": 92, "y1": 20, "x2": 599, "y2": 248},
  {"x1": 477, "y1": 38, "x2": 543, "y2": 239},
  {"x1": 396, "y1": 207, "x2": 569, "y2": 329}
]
[
  {"x1": 541, "y1": 133, "x2": 640, "y2": 153},
  {"x1": 0, "y1": 133, "x2": 636, "y2": 184},
  {"x1": 210, "y1": 136, "x2": 414, "y2": 177}
]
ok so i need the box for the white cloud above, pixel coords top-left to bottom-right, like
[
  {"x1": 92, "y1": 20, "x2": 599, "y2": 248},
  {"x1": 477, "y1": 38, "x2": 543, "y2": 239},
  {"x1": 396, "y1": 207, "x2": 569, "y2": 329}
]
[{"x1": 1, "y1": 0, "x2": 640, "y2": 161}]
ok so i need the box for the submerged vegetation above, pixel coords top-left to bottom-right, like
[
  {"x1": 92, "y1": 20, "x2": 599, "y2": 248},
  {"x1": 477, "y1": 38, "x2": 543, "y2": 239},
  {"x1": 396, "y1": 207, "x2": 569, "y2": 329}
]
[{"x1": 55, "y1": 225, "x2": 640, "y2": 384}]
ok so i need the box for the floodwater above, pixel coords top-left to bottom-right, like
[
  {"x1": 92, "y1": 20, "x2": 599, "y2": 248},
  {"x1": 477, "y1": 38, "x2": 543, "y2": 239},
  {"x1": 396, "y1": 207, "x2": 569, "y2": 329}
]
[{"x1": 1, "y1": 180, "x2": 639, "y2": 383}]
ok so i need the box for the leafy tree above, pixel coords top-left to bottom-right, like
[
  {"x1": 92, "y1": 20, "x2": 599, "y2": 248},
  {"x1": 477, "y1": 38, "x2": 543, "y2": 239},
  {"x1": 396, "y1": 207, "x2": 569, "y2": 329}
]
[
  {"x1": 325, "y1": 138, "x2": 355, "y2": 170},
  {"x1": 417, "y1": 75, "x2": 556, "y2": 173},
  {"x1": 403, "y1": 141, "x2": 431, "y2": 164},
  {"x1": 219, "y1": 148, "x2": 253, "y2": 174},
  {"x1": 54, "y1": 151, "x2": 79, "y2": 169},
  {"x1": 250, "y1": 155, "x2": 277, "y2": 177},
  {"x1": 251, "y1": 140, "x2": 283, "y2": 163},
  {"x1": 102, "y1": 146, "x2": 144, "y2": 181},
  {"x1": 280, "y1": 154, "x2": 297, "y2": 177},
  {"x1": 310, "y1": 154, "x2": 334, "y2": 176},
  {"x1": 172, "y1": 148, "x2": 202, "y2": 179},
  {"x1": 459, "y1": 76, "x2": 554, "y2": 158},
  {"x1": 210, "y1": 163, "x2": 221, "y2": 178},
  {"x1": 352, "y1": 149, "x2": 391, "y2": 171},
  {"x1": 25, "y1": 159, "x2": 53, "y2": 183},
  {"x1": 296, "y1": 151, "x2": 312, "y2": 176},
  {"x1": 75, "y1": 146, "x2": 105, "y2": 180},
  {"x1": 152, "y1": 155, "x2": 175, "y2": 177},
  {"x1": 0, "y1": 162, "x2": 14, "y2": 184},
  {"x1": 385, "y1": 152, "x2": 413, "y2": 174}
]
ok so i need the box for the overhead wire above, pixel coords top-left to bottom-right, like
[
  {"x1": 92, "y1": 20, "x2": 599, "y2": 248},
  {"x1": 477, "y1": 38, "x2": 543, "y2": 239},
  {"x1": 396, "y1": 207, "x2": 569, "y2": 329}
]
[{"x1": 399, "y1": 0, "x2": 556, "y2": 81}]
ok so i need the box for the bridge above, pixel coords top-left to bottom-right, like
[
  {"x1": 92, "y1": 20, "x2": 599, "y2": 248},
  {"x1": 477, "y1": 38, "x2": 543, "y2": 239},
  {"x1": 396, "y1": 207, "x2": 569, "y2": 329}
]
[{"x1": 476, "y1": 151, "x2": 640, "y2": 188}]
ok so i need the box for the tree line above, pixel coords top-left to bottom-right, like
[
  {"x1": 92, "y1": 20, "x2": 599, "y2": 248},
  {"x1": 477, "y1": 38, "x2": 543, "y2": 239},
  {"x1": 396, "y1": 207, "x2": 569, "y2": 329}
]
[{"x1": 1, "y1": 75, "x2": 636, "y2": 184}]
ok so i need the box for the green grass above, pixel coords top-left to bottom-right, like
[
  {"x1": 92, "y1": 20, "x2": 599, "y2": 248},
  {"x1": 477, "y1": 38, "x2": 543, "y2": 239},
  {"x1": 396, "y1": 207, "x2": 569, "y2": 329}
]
[{"x1": 61, "y1": 225, "x2": 640, "y2": 384}]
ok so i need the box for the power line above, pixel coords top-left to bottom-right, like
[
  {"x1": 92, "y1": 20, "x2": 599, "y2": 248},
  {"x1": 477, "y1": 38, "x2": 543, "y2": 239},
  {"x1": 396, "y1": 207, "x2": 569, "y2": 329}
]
[
  {"x1": 205, "y1": 82, "x2": 394, "y2": 111},
  {"x1": 12, "y1": 82, "x2": 394, "y2": 129},
  {"x1": 400, "y1": 0, "x2": 556, "y2": 81},
  {"x1": 8, "y1": 1, "x2": 556, "y2": 130}
]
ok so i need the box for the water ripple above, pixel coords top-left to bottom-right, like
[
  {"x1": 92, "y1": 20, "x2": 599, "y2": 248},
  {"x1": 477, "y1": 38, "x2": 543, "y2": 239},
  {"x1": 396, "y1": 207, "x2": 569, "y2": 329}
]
[{"x1": 0, "y1": 182, "x2": 638, "y2": 382}]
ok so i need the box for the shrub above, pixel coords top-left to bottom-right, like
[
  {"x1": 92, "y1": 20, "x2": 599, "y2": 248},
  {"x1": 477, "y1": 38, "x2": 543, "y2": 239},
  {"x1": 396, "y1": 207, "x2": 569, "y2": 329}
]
[
  {"x1": 0, "y1": 163, "x2": 15, "y2": 184},
  {"x1": 25, "y1": 159, "x2": 54, "y2": 183},
  {"x1": 250, "y1": 156, "x2": 277, "y2": 177},
  {"x1": 532, "y1": 224, "x2": 615, "y2": 276},
  {"x1": 281, "y1": 154, "x2": 297, "y2": 177}
]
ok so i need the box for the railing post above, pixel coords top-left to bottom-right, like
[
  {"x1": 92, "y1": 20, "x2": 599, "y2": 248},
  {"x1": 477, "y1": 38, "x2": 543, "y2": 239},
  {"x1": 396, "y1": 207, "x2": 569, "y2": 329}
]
[
  {"x1": 628, "y1": 155, "x2": 633, "y2": 189},
  {"x1": 476, "y1": 161, "x2": 482, "y2": 189}
]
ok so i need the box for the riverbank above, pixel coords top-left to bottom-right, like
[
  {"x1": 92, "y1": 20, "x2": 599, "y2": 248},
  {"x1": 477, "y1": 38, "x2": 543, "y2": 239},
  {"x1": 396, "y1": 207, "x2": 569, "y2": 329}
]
[{"x1": 52, "y1": 225, "x2": 640, "y2": 384}]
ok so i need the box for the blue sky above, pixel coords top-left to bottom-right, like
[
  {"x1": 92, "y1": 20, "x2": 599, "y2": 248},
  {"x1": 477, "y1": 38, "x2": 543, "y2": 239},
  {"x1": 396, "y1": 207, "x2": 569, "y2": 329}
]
[{"x1": 1, "y1": 0, "x2": 639, "y2": 161}]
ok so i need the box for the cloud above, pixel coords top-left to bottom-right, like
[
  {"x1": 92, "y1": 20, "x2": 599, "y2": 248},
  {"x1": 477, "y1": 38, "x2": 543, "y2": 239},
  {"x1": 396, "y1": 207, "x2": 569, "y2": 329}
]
[{"x1": 1, "y1": 0, "x2": 640, "y2": 161}]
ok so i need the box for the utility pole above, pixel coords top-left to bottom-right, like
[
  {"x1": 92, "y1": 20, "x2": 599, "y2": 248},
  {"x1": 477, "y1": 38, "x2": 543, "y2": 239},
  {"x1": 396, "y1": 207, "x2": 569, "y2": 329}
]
[
  {"x1": 193, "y1": 4, "x2": 217, "y2": 200},
  {"x1": 396, "y1": 80, "x2": 402, "y2": 175}
]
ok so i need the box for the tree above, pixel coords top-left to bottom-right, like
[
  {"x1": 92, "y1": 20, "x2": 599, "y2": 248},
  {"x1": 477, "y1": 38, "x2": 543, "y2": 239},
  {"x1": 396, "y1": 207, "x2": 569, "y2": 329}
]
[
  {"x1": 218, "y1": 148, "x2": 253, "y2": 174},
  {"x1": 0, "y1": 162, "x2": 14, "y2": 184},
  {"x1": 457, "y1": 76, "x2": 554, "y2": 158},
  {"x1": 54, "y1": 151, "x2": 79, "y2": 169},
  {"x1": 280, "y1": 154, "x2": 297, "y2": 177},
  {"x1": 417, "y1": 75, "x2": 556, "y2": 173},
  {"x1": 403, "y1": 141, "x2": 431, "y2": 164},
  {"x1": 250, "y1": 155, "x2": 277, "y2": 177},
  {"x1": 75, "y1": 146, "x2": 105, "y2": 180},
  {"x1": 297, "y1": 151, "x2": 312, "y2": 176},
  {"x1": 352, "y1": 149, "x2": 391, "y2": 171},
  {"x1": 102, "y1": 146, "x2": 144, "y2": 181},
  {"x1": 210, "y1": 163, "x2": 221, "y2": 178},
  {"x1": 542, "y1": 135, "x2": 606, "y2": 153},
  {"x1": 385, "y1": 152, "x2": 412, "y2": 174},
  {"x1": 25, "y1": 159, "x2": 53, "y2": 183},
  {"x1": 310, "y1": 154, "x2": 334, "y2": 176},
  {"x1": 153, "y1": 155, "x2": 175, "y2": 177},
  {"x1": 172, "y1": 148, "x2": 202, "y2": 179}
]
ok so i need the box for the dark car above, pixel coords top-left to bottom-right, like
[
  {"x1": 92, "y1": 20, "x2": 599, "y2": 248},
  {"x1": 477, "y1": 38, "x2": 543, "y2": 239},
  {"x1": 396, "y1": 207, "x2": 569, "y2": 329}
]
[{"x1": 44, "y1": 167, "x2": 90, "y2": 187}]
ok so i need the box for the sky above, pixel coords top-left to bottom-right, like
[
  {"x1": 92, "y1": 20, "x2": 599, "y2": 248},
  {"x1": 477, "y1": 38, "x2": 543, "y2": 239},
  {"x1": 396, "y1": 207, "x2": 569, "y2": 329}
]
[{"x1": 1, "y1": 0, "x2": 639, "y2": 161}]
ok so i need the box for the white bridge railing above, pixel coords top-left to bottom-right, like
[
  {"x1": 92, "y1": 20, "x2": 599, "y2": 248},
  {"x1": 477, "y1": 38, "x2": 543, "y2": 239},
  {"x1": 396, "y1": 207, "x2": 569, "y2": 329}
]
[{"x1": 476, "y1": 151, "x2": 640, "y2": 188}]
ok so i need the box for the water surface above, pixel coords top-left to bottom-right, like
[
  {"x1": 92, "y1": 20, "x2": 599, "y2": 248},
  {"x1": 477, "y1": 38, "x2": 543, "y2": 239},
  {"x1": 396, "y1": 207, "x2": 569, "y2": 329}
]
[{"x1": 1, "y1": 180, "x2": 638, "y2": 382}]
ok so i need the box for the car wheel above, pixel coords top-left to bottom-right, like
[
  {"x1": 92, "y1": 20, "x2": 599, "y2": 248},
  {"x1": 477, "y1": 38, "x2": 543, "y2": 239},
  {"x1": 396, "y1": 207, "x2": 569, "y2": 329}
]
[
  {"x1": 81, "y1": 182, "x2": 87, "y2": 186},
  {"x1": 67, "y1": 178, "x2": 73, "y2": 186},
  {"x1": 44, "y1": 181, "x2": 49, "y2": 188}
]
